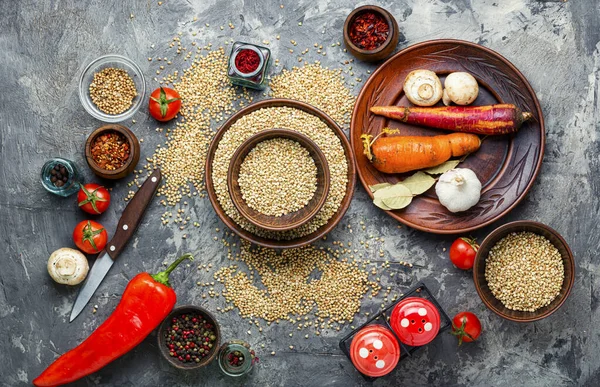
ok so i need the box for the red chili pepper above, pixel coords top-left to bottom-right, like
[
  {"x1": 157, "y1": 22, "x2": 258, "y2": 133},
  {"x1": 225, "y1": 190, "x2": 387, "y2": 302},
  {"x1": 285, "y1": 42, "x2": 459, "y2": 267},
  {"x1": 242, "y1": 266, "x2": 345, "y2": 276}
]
[{"x1": 33, "y1": 254, "x2": 193, "y2": 387}]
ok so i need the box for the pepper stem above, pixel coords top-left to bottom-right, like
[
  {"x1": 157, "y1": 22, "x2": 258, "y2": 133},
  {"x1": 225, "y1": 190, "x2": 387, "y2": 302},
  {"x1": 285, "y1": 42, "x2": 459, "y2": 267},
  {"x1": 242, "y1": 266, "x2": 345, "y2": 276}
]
[{"x1": 151, "y1": 253, "x2": 194, "y2": 287}]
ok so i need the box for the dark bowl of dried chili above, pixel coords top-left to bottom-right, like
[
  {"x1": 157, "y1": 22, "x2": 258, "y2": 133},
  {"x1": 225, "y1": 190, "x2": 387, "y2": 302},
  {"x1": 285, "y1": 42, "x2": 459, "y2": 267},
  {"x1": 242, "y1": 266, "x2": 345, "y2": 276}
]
[
  {"x1": 85, "y1": 124, "x2": 140, "y2": 179},
  {"x1": 343, "y1": 5, "x2": 399, "y2": 62},
  {"x1": 157, "y1": 305, "x2": 221, "y2": 369}
]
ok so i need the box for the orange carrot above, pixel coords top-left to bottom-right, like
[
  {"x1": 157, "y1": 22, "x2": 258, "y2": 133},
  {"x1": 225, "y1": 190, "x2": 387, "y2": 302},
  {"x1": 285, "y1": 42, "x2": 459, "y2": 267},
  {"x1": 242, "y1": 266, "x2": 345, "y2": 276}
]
[
  {"x1": 370, "y1": 104, "x2": 532, "y2": 135},
  {"x1": 361, "y1": 130, "x2": 481, "y2": 174}
]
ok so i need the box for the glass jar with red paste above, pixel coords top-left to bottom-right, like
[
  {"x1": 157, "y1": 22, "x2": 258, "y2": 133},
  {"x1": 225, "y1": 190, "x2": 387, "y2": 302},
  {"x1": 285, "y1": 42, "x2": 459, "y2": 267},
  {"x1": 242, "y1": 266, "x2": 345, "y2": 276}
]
[{"x1": 228, "y1": 42, "x2": 271, "y2": 90}]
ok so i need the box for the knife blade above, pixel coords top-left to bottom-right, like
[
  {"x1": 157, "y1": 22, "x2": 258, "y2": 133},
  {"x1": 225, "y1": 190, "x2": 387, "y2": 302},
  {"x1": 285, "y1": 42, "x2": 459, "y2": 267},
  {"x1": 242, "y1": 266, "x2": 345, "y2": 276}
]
[{"x1": 70, "y1": 169, "x2": 162, "y2": 322}]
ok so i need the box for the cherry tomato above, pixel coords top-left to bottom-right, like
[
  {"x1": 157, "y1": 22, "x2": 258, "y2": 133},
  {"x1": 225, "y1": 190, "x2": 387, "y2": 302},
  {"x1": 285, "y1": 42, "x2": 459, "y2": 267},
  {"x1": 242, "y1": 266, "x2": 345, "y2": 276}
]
[
  {"x1": 73, "y1": 220, "x2": 108, "y2": 254},
  {"x1": 349, "y1": 324, "x2": 400, "y2": 377},
  {"x1": 451, "y1": 312, "x2": 482, "y2": 345},
  {"x1": 449, "y1": 237, "x2": 479, "y2": 270},
  {"x1": 390, "y1": 297, "x2": 441, "y2": 346},
  {"x1": 77, "y1": 184, "x2": 111, "y2": 214},
  {"x1": 148, "y1": 87, "x2": 181, "y2": 121}
]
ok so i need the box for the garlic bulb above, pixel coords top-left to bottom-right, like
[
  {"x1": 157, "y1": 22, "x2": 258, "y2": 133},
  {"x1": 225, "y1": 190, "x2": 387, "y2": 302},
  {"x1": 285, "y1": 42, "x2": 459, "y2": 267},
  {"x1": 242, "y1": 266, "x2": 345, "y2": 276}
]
[
  {"x1": 47, "y1": 248, "x2": 89, "y2": 285},
  {"x1": 442, "y1": 72, "x2": 479, "y2": 106},
  {"x1": 435, "y1": 168, "x2": 482, "y2": 213},
  {"x1": 403, "y1": 69, "x2": 443, "y2": 106}
]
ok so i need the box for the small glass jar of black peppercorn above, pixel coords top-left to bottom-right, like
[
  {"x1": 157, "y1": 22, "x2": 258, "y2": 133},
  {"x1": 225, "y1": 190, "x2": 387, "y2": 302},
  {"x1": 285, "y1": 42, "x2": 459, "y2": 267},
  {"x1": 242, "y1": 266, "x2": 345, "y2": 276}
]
[
  {"x1": 217, "y1": 340, "x2": 258, "y2": 377},
  {"x1": 227, "y1": 42, "x2": 271, "y2": 90},
  {"x1": 40, "y1": 158, "x2": 81, "y2": 197}
]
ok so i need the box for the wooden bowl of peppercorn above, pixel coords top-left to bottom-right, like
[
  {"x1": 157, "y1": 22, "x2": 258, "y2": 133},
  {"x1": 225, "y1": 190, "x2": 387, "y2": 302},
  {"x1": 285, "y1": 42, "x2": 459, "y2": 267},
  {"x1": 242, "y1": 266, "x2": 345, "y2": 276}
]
[
  {"x1": 473, "y1": 221, "x2": 575, "y2": 323},
  {"x1": 343, "y1": 5, "x2": 399, "y2": 62},
  {"x1": 157, "y1": 305, "x2": 221, "y2": 369},
  {"x1": 85, "y1": 124, "x2": 140, "y2": 179}
]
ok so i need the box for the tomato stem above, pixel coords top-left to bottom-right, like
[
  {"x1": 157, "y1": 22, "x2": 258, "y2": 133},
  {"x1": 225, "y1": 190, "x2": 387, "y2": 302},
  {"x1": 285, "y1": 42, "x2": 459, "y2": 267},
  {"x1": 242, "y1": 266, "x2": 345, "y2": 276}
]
[
  {"x1": 450, "y1": 319, "x2": 475, "y2": 346},
  {"x1": 81, "y1": 220, "x2": 105, "y2": 252},
  {"x1": 154, "y1": 87, "x2": 181, "y2": 118},
  {"x1": 78, "y1": 185, "x2": 108, "y2": 214}
]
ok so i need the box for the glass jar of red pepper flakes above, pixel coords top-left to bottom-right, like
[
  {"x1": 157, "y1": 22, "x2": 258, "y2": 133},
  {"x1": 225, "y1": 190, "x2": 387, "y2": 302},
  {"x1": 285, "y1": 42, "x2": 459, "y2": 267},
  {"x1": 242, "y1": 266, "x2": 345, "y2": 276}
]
[
  {"x1": 217, "y1": 340, "x2": 258, "y2": 377},
  {"x1": 228, "y1": 42, "x2": 271, "y2": 90}
]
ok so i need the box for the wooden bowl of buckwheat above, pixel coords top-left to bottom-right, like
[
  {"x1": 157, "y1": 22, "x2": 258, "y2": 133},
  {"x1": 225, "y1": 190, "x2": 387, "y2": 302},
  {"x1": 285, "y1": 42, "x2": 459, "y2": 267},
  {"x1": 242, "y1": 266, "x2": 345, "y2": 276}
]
[
  {"x1": 227, "y1": 128, "x2": 330, "y2": 232},
  {"x1": 473, "y1": 221, "x2": 575, "y2": 322}
]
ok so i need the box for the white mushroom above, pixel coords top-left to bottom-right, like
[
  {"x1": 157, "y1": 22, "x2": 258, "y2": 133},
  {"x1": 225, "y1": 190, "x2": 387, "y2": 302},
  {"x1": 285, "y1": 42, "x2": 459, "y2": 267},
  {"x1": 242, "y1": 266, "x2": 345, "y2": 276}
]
[
  {"x1": 443, "y1": 72, "x2": 479, "y2": 106},
  {"x1": 403, "y1": 69, "x2": 443, "y2": 106},
  {"x1": 435, "y1": 168, "x2": 482, "y2": 213},
  {"x1": 47, "y1": 248, "x2": 89, "y2": 285}
]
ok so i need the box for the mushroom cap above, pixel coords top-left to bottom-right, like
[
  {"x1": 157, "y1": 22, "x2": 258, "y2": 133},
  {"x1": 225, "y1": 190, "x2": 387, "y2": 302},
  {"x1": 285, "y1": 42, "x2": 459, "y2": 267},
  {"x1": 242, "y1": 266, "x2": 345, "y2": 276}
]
[
  {"x1": 47, "y1": 248, "x2": 89, "y2": 285},
  {"x1": 403, "y1": 69, "x2": 443, "y2": 107},
  {"x1": 443, "y1": 72, "x2": 479, "y2": 106}
]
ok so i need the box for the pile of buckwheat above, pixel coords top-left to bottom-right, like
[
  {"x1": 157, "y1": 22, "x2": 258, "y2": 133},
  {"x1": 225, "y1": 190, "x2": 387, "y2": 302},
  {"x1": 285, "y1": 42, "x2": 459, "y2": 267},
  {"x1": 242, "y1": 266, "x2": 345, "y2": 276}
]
[
  {"x1": 146, "y1": 48, "x2": 250, "y2": 206},
  {"x1": 214, "y1": 242, "x2": 380, "y2": 328},
  {"x1": 485, "y1": 231, "x2": 564, "y2": 312},
  {"x1": 239, "y1": 138, "x2": 317, "y2": 216},
  {"x1": 270, "y1": 62, "x2": 356, "y2": 127},
  {"x1": 89, "y1": 67, "x2": 137, "y2": 115}
]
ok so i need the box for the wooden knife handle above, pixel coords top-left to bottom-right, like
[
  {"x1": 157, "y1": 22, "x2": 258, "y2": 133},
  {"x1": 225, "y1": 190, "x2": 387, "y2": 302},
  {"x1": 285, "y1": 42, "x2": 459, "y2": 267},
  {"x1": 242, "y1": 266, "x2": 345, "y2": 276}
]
[{"x1": 106, "y1": 169, "x2": 162, "y2": 260}]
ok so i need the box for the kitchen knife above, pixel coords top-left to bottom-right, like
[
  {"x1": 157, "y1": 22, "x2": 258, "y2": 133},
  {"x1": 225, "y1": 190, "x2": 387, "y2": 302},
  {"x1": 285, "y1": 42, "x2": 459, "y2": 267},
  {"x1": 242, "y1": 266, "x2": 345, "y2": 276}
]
[{"x1": 70, "y1": 169, "x2": 162, "y2": 322}]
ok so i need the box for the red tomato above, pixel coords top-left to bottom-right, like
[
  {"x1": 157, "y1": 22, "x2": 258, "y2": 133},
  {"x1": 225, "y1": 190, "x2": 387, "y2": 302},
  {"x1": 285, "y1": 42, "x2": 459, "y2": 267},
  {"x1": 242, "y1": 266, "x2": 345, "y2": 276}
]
[
  {"x1": 449, "y1": 237, "x2": 479, "y2": 270},
  {"x1": 349, "y1": 324, "x2": 400, "y2": 377},
  {"x1": 451, "y1": 312, "x2": 482, "y2": 345},
  {"x1": 390, "y1": 297, "x2": 441, "y2": 346},
  {"x1": 77, "y1": 184, "x2": 111, "y2": 214},
  {"x1": 73, "y1": 220, "x2": 108, "y2": 254},
  {"x1": 148, "y1": 87, "x2": 181, "y2": 121}
]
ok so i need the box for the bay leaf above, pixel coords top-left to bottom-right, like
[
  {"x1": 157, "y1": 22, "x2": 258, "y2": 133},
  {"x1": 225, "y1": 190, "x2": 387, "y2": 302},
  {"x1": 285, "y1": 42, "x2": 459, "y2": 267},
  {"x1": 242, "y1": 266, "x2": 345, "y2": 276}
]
[
  {"x1": 373, "y1": 183, "x2": 412, "y2": 200},
  {"x1": 423, "y1": 160, "x2": 460, "y2": 175},
  {"x1": 373, "y1": 197, "x2": 392, "y2": 210},
  {"x1": 369, "y1": 182, "x2": 392, "y2": 193},
  {"x1": 402, "y1": 171, "x2": 436, "y2": 195},
  {"x1": 378, "y1": 183, "x2": 413, "y2": 210},
  {"x1": 382, "y1": 194, "x2": 413, "y2": 210}
]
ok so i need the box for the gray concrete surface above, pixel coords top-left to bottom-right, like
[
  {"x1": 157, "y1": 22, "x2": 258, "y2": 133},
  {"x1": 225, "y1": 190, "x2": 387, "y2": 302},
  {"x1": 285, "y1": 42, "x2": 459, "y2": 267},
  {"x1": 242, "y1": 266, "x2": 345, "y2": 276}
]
[{"x1": 1, "y1": 0, "x2": 598, "y2": 386}]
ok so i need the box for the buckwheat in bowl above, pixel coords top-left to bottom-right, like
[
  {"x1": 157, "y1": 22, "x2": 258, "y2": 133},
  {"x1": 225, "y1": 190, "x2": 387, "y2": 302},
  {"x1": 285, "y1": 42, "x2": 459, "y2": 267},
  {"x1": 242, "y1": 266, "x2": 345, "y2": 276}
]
[{"x1": 473, "y1": 221, "x2": 575, "y2": 322}]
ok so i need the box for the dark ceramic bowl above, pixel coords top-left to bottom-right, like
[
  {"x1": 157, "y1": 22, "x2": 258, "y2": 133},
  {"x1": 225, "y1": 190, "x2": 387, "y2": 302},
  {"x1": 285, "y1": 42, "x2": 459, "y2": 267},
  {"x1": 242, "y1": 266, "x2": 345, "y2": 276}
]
[
  {"x1": 227, "y1": 128, "x2": 330, "y2": 233},
  {"x1": 157, "y1": 305, "x2": 221, "y2": 369},
  {"x1": 473, "y1": 221, "x2": 575, "y2": 322},
  {"x1": 85, "y1": 124, "x2": 140, "y2": 179},
  {"x1": 343, "y1": 5, "x2": 399, "y2": 62}
]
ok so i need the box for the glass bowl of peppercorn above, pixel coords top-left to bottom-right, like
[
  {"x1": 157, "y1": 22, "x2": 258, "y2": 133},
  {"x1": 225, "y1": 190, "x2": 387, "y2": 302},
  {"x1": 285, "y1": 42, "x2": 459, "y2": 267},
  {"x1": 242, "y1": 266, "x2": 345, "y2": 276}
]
[
  {"x1": 343, "y1": 5, "x2": 399, "y2": 62},
  {"x1": 157, "y1": 305, "x2": 221, "y2": 369},
  {"x1": 79, "y1": 54, "x2": 146, "y2": 123},
  {"x1": 85, "y1": 124, "x2": 140, "y2": 179}
]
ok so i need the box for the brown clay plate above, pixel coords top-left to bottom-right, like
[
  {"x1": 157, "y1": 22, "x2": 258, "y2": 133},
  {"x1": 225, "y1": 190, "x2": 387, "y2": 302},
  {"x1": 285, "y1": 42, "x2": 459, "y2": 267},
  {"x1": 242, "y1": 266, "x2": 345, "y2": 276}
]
[
  {"x1": 206, "y1": 98, "x2": 356, "y2": 249},
  {"x1": 351, "y1": 39, "x2": 545, "y2": 234}
]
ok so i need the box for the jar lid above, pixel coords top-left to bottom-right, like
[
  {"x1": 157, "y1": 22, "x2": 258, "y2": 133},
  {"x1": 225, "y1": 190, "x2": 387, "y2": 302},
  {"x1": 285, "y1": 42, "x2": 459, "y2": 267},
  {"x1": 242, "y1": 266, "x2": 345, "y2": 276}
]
[
  {"x1": 349, "y1": 324, "x2": 400, "y2": 377},
  {"x1": 390, "y1": 297, "x2": 440, "y2": 346}
]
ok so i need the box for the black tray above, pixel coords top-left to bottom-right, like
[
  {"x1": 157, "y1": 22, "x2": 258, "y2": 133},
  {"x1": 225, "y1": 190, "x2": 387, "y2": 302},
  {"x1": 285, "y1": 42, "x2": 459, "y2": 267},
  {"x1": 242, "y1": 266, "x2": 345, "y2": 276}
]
[{"x1": 339, "y1": 282, "x2": 451, "y2": 381}]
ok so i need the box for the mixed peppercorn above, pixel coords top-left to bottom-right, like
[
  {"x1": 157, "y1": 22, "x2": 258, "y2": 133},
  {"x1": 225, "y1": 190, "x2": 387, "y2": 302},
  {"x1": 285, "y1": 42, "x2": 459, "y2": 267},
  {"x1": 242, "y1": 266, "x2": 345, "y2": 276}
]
[
  {"x1": 91, "y1": 131, "x2": 130, "y2": 170},
  {"x1": 50, "y1": 164, "x2": 69, "y2": 187},
  {"x1": 164, "y1": 312, "x2": 218, "y2": 363}
]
